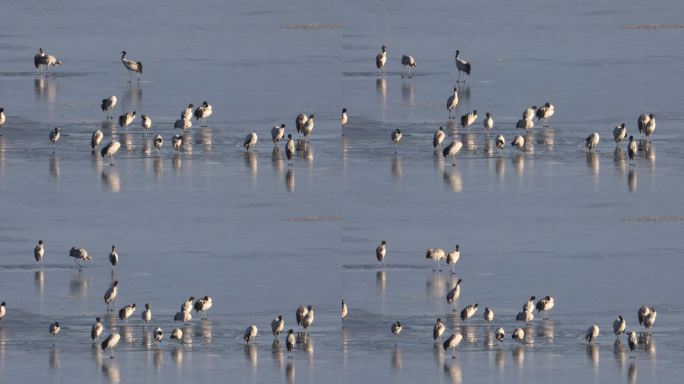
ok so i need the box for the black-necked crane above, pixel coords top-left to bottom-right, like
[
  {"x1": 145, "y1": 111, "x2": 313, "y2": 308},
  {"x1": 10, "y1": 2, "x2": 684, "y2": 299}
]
[
  {"x1": 154, "y1": 134, "x2": 163, "y2": 152},
  {"x1": 628, "y1": 136, "x2": 637, "y2": 163},
  {"x1": 272, "y1": 315, "x2": 285, "y2": 340},
  {"x1": 511, "y1": 135, "x2": 525, "y2": 152},
  {"x1": 644, "y1": 308, "x2": 657, "y2": 330},
  {"x1": 172, "y1": 134, "x2": 183, "y2": 152},
  {"x1": 121, "y1": 51, "x2": 143, "y2": 82},
  {"x1": 91, "y1": 317, "x2": 103, "y2": 341},
  {"x1": 401, "y1": 55, "x2": 416, "y2": 78},
  {"x1": 181, "y1": 297, "x2": 194, "y2": 313},
  {"x1": 516, "y1": 311, "x2": 534, "y2": 322},
  {"x1": 244, "y1": 325, "x2": 258, "y2": 343},
  {"x1": 69, "y1": 247, "x2": 91, "y2": 270},
  {"x1": 460, "y1": 303, "x2": 478, "y2": 322},
  {"x1": 446, "y1": 279, "x2": 462, "y2": 311},
  {"x1": 454, "y1": 50, "x2": 471, "y2": 82},
  {"x1": 443, "y1": 333, "x2": 463, "y2": 358},
  {"x1": 442, "y1": 140, "x2": 463, "y2": 166},
  {"x1": 585, "y1": 324, "x2": 599, "y2": 343},
  {"x1": 35, "y1": 49, "x2": 63, "y2": 74},
  {"x1": 101, "y1": 141, "x2": 122, "y2": 166},
  {"x1": 376, "y1": 240, "x2": 387, "y2": 266},
  {"x1": 141, "y1": 114, "x2": 152, "y2": 132},
  {"x1": 286, "y1": 329, "x2": 296, "y2": 357},
  {"x1": 34, "y1": 48, "x2": 46, "y2": 72},
  {"x1": 0, "y1": 107, "x2": 5, "y2": 128},
  {"x1": 516, "y1": 114, "x2": 534, "y2": 129},
  {"x1": 391, "y1": 321, "x2": 402, "y2": 346},
  {"x1": 512, "y1": 328, "x2": 524, "y2": 344},
  {"x1": 302, "y1": 305, "x2": 315, "y2": 333},
  {"x1": 495, "y1": 327, "x2": 505, "y2": 343},
  {"x1": 425, "y1": 248, "x2": 446, "y2": 271},
  {"x1": 142, "y1": 303, "x2": 152, "y2": 326},
  {"x1": 171, "y1": 328, "x2": 183, "y2": 343},
  {"x1": 391, "y1": 129, "x2": 402, "y2": 153},
  {"x1": 194, "y1": 296, "x2": 213, "y2": 319},
  {"x1": 34, "y1": 240, "x2": 45, "y2": 264},
  {"x1": 585, "y1": 132, "x2": 600, "y2": 151},
  {"x1": 49, "y1": 321, "x2": 60, "y2": 345},
  {"x1": 104, "y1": 281, "x2": 118, "y2": 311},
  {"x1": 496, "y1": 134, "x2": 505, "y2": 152},
  {"x1": 484, "y1": 112, "x2": 493, "y2": 130},
  {"x1": 101, "y1": 96, "x2": 117, "y2": 119},
  {"x1": 613, "y1": 123, "x2": 627, "y2": 144},
  {"x1": 447, "y1": 87, "x2": 459, "y2": 119},
  {"x1": 118, "y1": 303, "x2": 136, "y2": 323},
  {"x1": 341, "y1": 108, "x2": 348, "y2": 132},
  {"x1": 271, "y1": 124, "x2": 286, "y2": 148},
  {"x1": 644, "y1": 113, "x2": 656, "y2": 139},
  {"x1": 49, "y1": 127, "x2": 60, "y2": 153},
  {"x1": 535, "y1": 296, "x2": 554, "y2": 319},
  {"x1": 302, "y1": 114, "x2": 314, "y2": 141},
  {"x1": 376, "y1": 45, "x2": 387, "y2": 73},
  {"x1": 484, "y1": 307, "x2": 494, "y2": 323},
  {"x1": 433, "y1": 126, "x2": 446, "y2": 151},
  {"x1": 174, "y1": 118, "x2": 191, "y2": 130},
  {"x1": 296, "y1": 305, "x2": 308, "y2": 330},
  {"x1": 118, "y1": 111, "x2": 136, "y2": 129},
  {"x1": 154, "y1": 327, "x2": 163, "y2": 344},
  {"x1": 523, "y1": 296, "x2": 536, "y2": 313},
  {"x1": 295, "y1": 113, "x2": 307, "y2": 136},
  {"x1": 446, "y1": 245, "x2": 460, "y2": 274},
  {"x1": 0, "y1": 302, "x2": 6, "y2": 321},
  {"x1": 174, "y1": 310, "x2": 192, "y2": 324},
  {"x1": 628, "y1": 331, "x2": 638, "y2": 353},
  {"x1": 194, "y1": 101, "x2": 213, "y2": 127},
  {"x1": 108, "y1": 245, "x2": 118, "y2": 270},
  {"x1": 244, "y1": 132, "x2": 258, "y2": 151},
  {"x1": 285, "y1": 134, "x2": 295, "y2": 162},
  {"x1": 460, "y1": 110, "x2": 477, "y2": 128},
  {"x1": 341, "y1": 300, "x2": 348, "y2": 324},
  {"x1": 523, "y1": 106, "x2": 537, "y2": 121},
  {"x1": 177, "y1": 104, "x2": 191, "y2": 121},
  {"x1": 536, "y1": 103, "x2": 555, "y2": 126},
  {"x1": 91, "y1": 130, "x2": 103, "y2": 154},
  {"x1": 613, "y1": 315, "x2": 626, "y2": 337},
  {"x1": 637, "y1": 113, "x2": 649, "y2": 135},
  {"x1": 433, "y1": 318, "x2": 446, "y2": 342},
  {"x1": 101, "y1": 333, "x2": 121, "y2": 358}
]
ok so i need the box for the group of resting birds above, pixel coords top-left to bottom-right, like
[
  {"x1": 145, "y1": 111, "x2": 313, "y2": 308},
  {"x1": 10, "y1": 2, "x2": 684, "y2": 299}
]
[
  {"x1": 0, "y1": 47, "x2": 660, "y2": 172},
  {"x1": 373, "y1": 240, "x2": 657, "y2": 357},
  {"x1": 6, "y1": 239, "x2": 334, "y2": 359},
  {"x1": 372, "y1": 44, "x2": 657, "y2": 166}
]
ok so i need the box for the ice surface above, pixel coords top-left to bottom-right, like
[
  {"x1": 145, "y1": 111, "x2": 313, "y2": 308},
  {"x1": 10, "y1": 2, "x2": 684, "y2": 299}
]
[{"x1": 1, "y1": 0, "x2": 683, "y2": 383}]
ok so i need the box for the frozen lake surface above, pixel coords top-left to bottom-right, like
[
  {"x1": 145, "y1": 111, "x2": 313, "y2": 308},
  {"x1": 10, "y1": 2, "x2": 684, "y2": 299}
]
[{"x1": 1, "y1": 0, "x2": 684, "y2": 382}]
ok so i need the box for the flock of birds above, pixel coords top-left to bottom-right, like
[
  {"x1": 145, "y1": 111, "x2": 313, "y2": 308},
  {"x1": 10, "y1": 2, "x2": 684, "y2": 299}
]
[
  {"x1": 0, "y1": 238, "x2": 660, "y2": 360},
  {"x1": 0, "y1": 45, "x2": 663, "y2": 364},
  {"x1": 25, "y1": 240, "x2": 304, "y2": 358},
  {"x1": 374, "y1": 240, "x2": 657, "y2": 356},
  {"x1": 0, "y1": 46, "x2": 659, "y2": 173}
]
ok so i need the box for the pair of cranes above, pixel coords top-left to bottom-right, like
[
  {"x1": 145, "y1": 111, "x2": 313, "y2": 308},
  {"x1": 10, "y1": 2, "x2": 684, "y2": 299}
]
[{"x1": 34, "y1": 48, "x2": 142, "y2": 82}]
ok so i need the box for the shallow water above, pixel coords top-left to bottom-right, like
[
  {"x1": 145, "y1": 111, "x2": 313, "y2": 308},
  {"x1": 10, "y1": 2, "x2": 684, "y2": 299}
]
[{"x1": 1, "y1": 0, "x2": 684, "y2": 382}]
